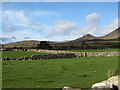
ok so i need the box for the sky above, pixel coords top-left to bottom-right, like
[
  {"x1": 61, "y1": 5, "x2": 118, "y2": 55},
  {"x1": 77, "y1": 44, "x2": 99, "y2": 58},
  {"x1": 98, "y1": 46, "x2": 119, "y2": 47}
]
[{"x1": 1, "y1": 2, "x2": 118, "y2": 44}]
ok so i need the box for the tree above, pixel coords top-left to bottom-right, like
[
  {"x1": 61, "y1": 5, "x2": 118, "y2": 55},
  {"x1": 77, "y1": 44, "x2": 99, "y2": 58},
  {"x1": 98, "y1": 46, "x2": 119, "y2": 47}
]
[{"x1": 37, "y1": 41, "x2": 51, "y2": 49}]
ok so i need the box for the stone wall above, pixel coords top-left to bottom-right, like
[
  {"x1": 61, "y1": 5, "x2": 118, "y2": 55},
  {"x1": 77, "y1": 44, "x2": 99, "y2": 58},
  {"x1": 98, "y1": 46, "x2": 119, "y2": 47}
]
[
  {"x1": 12, "y1": 49, "x2": 120, "y2": 57},
  {"x1": 2, "y1": 53, "x2": 77, "y2": 61}
]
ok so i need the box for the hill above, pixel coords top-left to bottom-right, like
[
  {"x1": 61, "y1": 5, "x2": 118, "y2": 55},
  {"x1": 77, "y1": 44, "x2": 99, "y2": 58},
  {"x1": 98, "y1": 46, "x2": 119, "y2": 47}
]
[
  {"x1": 61, "y1": 27, "x2": 120, "y2": 44},
  {"x1": 100, "y1": 27, "x2": 119, "y2": 39},
  {"x1": 4, "y1": 40, "x2": 40, "y2": 47},
  {"x1": 3, "y1": 27, "x2": 120, "y2": 47}
]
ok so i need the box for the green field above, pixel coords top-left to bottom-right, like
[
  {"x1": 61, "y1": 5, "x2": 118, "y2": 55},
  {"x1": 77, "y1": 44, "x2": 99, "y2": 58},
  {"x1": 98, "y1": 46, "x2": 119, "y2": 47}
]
[
  {"x1": 2, "y1": 51, "x2": 50, "y2": 59},
  {"x1": 2, "y1": 56, "x2": 118, "y2": 88},
  {"x1": 59, "y1": 49, "x2": 119, "y2": 52}
]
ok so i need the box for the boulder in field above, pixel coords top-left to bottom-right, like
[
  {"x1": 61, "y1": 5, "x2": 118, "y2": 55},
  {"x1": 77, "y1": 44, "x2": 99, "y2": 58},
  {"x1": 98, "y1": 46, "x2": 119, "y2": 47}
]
[{"x1": 91, "y1": 76, "x2": 119, "y2": 90}]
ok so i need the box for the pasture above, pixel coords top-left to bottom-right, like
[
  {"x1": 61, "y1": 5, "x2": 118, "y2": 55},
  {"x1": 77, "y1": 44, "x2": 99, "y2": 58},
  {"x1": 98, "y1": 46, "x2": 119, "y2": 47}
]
[{"x1": 2, "y1": 55, "x2": 118, "y2": 88}]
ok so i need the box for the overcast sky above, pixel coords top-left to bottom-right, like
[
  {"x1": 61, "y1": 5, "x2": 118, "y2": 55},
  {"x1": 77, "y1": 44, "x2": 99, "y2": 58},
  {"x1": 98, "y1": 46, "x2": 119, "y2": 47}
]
[{"x1": 1, "y1": 2, "x2": 118, "y2": 44}]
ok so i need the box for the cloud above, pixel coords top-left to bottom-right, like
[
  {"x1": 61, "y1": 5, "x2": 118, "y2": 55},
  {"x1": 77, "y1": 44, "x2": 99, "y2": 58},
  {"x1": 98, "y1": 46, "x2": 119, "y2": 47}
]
[
  {"x1": 2, "y1": 10, "x2": 118, "y2": 42},
  {"x1": 3, "y1": 10, "x2": 77, "y2": 40},
  {"x1": 0, "y1": 37, "x2": 17, "y2": 44},
  {"x1": 85, "y1": 12, "x2": 101, "y2": 34},
  {"x1": 2, "y1": 10, "x2": 77, "y2": 41},
  {"x1": 101, "y1": 18, "x2": 118, "y2": 35},
  {"x1": 75, "y1": 12, "x2": 118, "y2": 37},
  {"x1": 24, "y1": 37, "x2": 31, "y2": 39},
  {"x1": 30, "y1": 10, "x2": 59, "y2": 17},
  {"x1": 11, "y1": 36, "x2": 16, "y2": 39},
  {"x1": 86, "y1": 12, "x2": 101, "y2": 24},
  {"x1": 2, "y1": 10, "x2": 58, "y2": 32},
  {"x1": 3, "y1": 10, "x2": 58, "y2": 25},
  {"x1": 3, "y1": 24, "x2": 16, "y2": 31},
  {"x1": 50, "y1": 21, "x2": 76, "y2": 36},
  {"x1": 18, "y1": 30, "x2": 31, "y2": 35},
  {"x1": 28, "y1": 21, "x2": 50, "y2": 31},
  {"x1": 76, "y1": 12, "x2": 101, "y2": 35},
  {"x1": 3, "y1": 10, "x2": 29, "y2": 27}
]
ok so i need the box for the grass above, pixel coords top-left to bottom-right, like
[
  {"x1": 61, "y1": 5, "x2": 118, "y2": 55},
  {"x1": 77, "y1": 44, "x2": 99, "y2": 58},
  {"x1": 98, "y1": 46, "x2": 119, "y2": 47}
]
[
  {"x1": 2, "y1": 51, "x2": 50, "y2": 59},
  {"x1": 58, "y1": 49, "x2": 119, "y2": 52},
  {"x1": 2, "y1": 56, "x2": 118, "y2": 88}
]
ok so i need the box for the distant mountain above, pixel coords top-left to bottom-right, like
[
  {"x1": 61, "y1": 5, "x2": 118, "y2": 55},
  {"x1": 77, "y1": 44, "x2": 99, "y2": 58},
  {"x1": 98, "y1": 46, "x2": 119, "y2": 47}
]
[
  {"x1": 80, "y1": 34, "x2": 96, "y2": 40},
  {"x1": 3, "y1": 27, "x2": 120, "y2": 47},
  {"x1": 69, "y1": 34, "x2": 96, "y2": 43},
  {"x1": 100, "y1": 27, "x2": 119, "y2": 39},
  {"x1": 61, "y1": 27, "x2": 120, "y2": 44}
]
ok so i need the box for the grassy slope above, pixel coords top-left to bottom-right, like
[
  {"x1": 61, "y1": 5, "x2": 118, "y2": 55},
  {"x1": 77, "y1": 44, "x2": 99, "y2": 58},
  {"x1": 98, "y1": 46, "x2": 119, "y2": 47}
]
[
  {"x1": 3, "y1": 56, "x2": 118, "y2": 88},
  {"x1": 58, "y1": 49, "x2": 119, "y2": 52},
  {"x1": 2, "y1": 51, "x2": 50, "y2": 59}
]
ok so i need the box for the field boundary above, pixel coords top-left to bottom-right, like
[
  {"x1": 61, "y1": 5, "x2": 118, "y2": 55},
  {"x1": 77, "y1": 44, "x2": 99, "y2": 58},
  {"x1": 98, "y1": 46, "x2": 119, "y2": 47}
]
[
  {"x1": 2, "y1": 53, "x2": 77, "y2": 61},
  {"x1": 12, "y1": 49, "x2": 120, "y2": 57}
]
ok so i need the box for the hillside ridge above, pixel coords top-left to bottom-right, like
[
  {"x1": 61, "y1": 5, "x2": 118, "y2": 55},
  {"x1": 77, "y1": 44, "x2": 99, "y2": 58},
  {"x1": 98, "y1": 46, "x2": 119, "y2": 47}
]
[{"x1": 3, "y1": 27, "x2": 120, "y2": 47}]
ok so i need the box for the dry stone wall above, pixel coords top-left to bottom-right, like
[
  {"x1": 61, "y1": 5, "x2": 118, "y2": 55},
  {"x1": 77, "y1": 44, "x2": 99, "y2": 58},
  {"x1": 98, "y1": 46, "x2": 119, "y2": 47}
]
[
  {"x1": 4, "y1": 48, "x2": 119, "y2": 61},
  {"x1": 2, "y1": 53, "x2": 77, "y2": 61},
  {"x1": 12, "y1": 49, "x2": 120, "y2": 57},
  {"x1": 2, "y1": 49, "x2": 118, "y2": 61}
]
